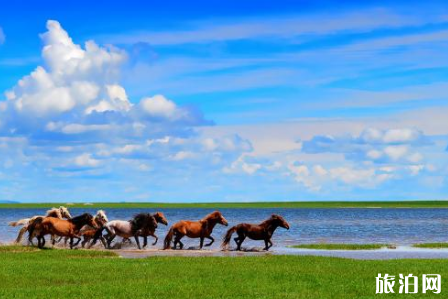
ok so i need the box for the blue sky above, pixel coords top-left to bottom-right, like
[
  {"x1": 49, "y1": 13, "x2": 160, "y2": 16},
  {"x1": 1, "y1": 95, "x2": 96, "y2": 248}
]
[{"x1": 0, "y1": 0, "x2": 447, "y2": 202}]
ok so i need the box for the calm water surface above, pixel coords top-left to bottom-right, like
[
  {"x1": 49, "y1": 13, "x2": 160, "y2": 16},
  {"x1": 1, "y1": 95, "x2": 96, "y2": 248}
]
[{"x1": 1, "y1": 208, "x2": 447, "y2": 249}]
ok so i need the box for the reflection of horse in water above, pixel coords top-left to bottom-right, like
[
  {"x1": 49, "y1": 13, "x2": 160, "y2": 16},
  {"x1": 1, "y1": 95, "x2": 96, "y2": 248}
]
[
  {"x1": 222, "y1": 214, "x2": 289, "y2": 251},
  {"x1": 164, "y1": 211, "x2": 228, "y2": 250},
  {"x1": 29, "y1": 213, "x2": 98, "y2": 249},
  {"x1": 8, "y1": 206, "x2": 72, "y2": 244}
]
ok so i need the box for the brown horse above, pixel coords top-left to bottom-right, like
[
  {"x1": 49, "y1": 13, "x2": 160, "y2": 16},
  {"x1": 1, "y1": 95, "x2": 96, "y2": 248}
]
[
  {"x1": 137, "y1": 212, "x2": 168, "y2": 247},
  {"x1": 222, "y1": 214, "x2": 289, "y2": 251},
  {"x1": 164, "y1": 211, "x2": 228, "y2": 250},
  {"x1": 30, "y1": 213, "x2": 97, "y2": 249}
]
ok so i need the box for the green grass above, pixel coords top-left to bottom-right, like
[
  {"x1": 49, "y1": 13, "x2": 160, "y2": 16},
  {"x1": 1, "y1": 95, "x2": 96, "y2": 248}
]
[
  {"x1": 289, "y1": 243, "x2": 389, "y2": 250},
  {"x1": 0, "y1": 245, "x2": 447, "y2": 298},
  {"x1": 413, "y1": 243, "x2": 448, "y2": 249},
  {"x1": 2, "y1": 200, "x2": 448, "y2": 209}
]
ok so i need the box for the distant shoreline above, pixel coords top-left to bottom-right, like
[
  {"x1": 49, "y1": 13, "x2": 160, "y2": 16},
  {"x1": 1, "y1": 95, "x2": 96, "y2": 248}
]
[{"x1": 1, "y1": 201, "x2": 448, "y2": 209}]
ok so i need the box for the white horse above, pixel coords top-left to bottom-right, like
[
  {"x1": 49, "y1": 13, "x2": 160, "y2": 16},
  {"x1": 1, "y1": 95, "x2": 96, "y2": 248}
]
[{"x1": 8, "y1": 206, "x2": 72, "y2": 244}]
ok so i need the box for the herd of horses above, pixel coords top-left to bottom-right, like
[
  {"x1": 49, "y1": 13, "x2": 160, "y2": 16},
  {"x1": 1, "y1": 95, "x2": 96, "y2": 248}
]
[{"x1": 8, "y1": 207, "x2": 290, "y2": 251}]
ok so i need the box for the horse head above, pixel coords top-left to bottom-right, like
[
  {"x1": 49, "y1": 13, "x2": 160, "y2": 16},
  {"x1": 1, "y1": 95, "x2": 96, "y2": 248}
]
[
  {"x1": 95, "y1": 210, "x2": 108, "y2": 226},
  {"x1": 59, "y1": 206, "x2": 72, "y2": 219},
  {"x1": 270, "y1": 214, "x2": 290, "y2": 230},
  {"x1": 203, "y1": 211, "x2": 228, "y2": 226},
  {"x1": 153, "y1": 212, "x2": 168, "y2": 225}
]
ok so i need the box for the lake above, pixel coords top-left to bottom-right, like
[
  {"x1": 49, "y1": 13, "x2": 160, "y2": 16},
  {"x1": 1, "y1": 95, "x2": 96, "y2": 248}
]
[{"x1": 1, "y1": 208, "x2": 447, "y2": 249}]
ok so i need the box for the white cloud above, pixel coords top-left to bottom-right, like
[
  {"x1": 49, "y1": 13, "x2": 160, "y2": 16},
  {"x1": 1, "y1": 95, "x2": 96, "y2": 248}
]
[
  {"x1": 140, "y1": 95, "x2": 181, "y2": 120},
  {"x1": 74, "y1": 153, "x2": 100, "y2": 168},
  {"x1": 103, "y1": 10, "x2": 445, "y2": 46},
  {"x1": 0, "y1": 20, "x2": 256, "y2": 182},
  {"x1": 383, "y1": 145, "x2": 408, "y2": 161}
]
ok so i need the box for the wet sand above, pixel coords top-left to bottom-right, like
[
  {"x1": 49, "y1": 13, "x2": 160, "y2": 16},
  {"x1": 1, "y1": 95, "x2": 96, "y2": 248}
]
[{"x1": 114, "y1": 246, "x2": 448, "y2": 260}]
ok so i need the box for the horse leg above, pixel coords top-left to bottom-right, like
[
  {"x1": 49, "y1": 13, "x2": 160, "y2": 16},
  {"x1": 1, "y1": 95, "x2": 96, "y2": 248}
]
[
  {"x1": 150, "y1": 233, "x2": 158, "y2": 246},
  {"x1": 143, "y1": 236, "x2": 148, "y2": 248},
  {"x1": 100, "y1": 236, "x2": 107, "y2": 249},
  {"x1": 70, "y1": 237, "x2": 74, "y2": 249},
  {"x1": 267, "y1": 239, "x2": 273, "y2": 250},
  {"x1": 173, "y1": 234, "x2": 183, "y2": 249},
  {"x1": 107, "y1": 234, "x2": 116, "y2": 249},
  {"x1": 235, "y1": 234, "x2": 246, "y2": 251},
  {"x1": 39, "y1": 236, "x2": 46, "y2": 249},
  {"x1": 73, "y1": 237, "x2": 81, "y2": 247},
  {"x1": 199, "y1": 237, "x2": 204, "y2": 249},
  {"x1": 134, "y1": 236, "x2": 142, "y2": 250},
  {"x1": 82, "y1": 236, "x2": 88, "y2": 248},
  {"x1": 263, "y1": 239, "x2": 270, "y2": 251},
  {"x1": 205, "y1": 236, "x2": 214, "y2": 247}
]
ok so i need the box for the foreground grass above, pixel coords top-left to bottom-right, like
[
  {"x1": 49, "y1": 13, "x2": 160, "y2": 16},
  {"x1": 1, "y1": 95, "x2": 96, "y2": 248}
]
[
  {"x1": 414, "y1": 243, "x2": 448, "y2": 249},
  {"x1": 289, "y1": 243, "x2": 389, "y2": 250},
  {"x1": 2, "y1": 200, "x2": 448, "y2": 209},
  {"x1": 0, "y1": 246, "x2": 447, "y2": 298}
]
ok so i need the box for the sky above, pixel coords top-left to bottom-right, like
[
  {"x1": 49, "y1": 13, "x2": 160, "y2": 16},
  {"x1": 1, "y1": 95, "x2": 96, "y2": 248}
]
[{"x1": 0, "y1": 0, "x2": 447, "y2": 202}]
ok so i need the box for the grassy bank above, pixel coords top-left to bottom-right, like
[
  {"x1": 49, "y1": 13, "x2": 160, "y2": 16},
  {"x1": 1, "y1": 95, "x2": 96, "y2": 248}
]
[
  {"x1": 414, "y1": 243, "x2": 448, "y2": 249},
  {"x1": 2, "y1": 200, "x2": 448, "y2": 209},
  {"x1": 0, "y1": 246, "x2": 447, "y2": 298},
  {"x1": 289, "y1": 243, "x2": 389, "y2": 250}
]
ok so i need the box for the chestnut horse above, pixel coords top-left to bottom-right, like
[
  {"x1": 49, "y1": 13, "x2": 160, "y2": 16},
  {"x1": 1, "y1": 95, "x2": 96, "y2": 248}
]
[
  {"x1": 136, "y1": 212, "x2": 168, "y2": 247},
  {"x1": 164, "y1": 211, "x2": 228, "y2": 250},
  {"x1": 222, "y1": 214, "x2": 289, "y2": 251},
  {"x1": 30, "y1": 213, "x2": 97, "y2": 249}
]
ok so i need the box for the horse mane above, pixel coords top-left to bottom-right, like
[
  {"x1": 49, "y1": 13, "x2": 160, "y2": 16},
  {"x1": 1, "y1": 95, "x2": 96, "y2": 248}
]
[
  {"x1": 132, "y1": 213, "x2": 156, "y2": 231},
  {"x1": 46, "y1": 208, "x2": 62, "y2": 218},
  {"x1": 201, "y1": 211, "x2": 221, "y2": 221},
  {"x1": 69, "y1": 213, "x2": 92, "y2": 225},
  {"x1": 259, "y1": 215, "x2": 276, "y2": 228}
]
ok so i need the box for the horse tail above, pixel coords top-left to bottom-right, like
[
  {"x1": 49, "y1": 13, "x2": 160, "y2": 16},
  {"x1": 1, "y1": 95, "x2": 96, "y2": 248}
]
[
  {"x1": 222, "y1": 226, "x2": 237, "y2": 249},
  {"x1": 163, "y1": 227, "x2": 175, "y2": 249},
  {"x1": 8, "y1": 218, "x2": 30, "y2": 227}
]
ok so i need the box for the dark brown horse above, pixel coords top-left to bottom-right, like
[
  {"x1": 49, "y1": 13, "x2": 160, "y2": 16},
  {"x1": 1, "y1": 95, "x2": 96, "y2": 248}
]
[
  {"x1": 29, "y1": 213, "x2": 97, "y2": 249},
  {"x1": 136, "y1": 212, "x2": 168, "y2": 247},
  {"x1": 222, "y1": 214, "x2": 289, "y2": 251},
  {"x1": 164, "y1": 211, "x2": 228, "y2": 250}
]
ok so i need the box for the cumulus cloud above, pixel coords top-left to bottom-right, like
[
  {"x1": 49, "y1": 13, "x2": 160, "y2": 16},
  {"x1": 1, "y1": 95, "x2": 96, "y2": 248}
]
[
  {"x1": 302, "y1": 128, "x2": 429, "y2": 164},
  {"x1": 0, "y1": 20, "x2": 251, "y2": 178},
  {"x1": 283, "y1": 127, "x2": 438, "y2": 191}
]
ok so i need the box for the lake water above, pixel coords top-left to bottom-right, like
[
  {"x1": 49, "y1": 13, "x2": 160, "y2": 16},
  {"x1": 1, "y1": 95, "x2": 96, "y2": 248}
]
[{"x1": 1, "y1": 208, "x2": 448, "y2": 250}]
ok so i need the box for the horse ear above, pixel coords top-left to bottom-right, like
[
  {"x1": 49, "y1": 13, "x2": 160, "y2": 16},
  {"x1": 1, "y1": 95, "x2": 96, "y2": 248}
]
[{"x1": 271, "y1": 214, "x2": 278, "y2": 218}]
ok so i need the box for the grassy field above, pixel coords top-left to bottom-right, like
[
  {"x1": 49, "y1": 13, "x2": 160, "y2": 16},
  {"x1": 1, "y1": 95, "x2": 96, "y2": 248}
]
[
  {"x1": 413, "y1": 243, "x2": 448, "y2": 249},
  {"x1": 0, "y1": 246, "x2": 447, "y2": 298},
  {"x1": 2, "y1": 200, "x2": 448, "y2": 209},
  {"x1": 289, "y1": 243, "x2": 390, "y2": 250}
]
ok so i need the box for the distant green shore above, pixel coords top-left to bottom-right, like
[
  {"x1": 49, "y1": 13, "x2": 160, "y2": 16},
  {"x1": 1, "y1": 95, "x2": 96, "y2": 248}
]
[{"x1": 1, "y1": 200, "x2": 448, "y2": 209}]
